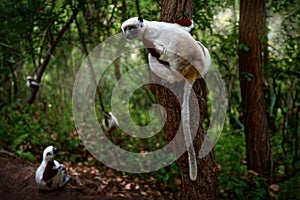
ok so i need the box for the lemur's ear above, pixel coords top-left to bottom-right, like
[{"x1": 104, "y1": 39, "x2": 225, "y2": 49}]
[{"x1": 138, "y1": 17, "x2": 143, "y2": 22}]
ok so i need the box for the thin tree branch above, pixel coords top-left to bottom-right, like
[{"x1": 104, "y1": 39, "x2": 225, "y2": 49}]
[
  {"x1": 26, "y1": 9, "x2": 79, "y2": 104},
  {"x1": 74, "y1": 13, "x2": 106, "y2": 113},
  {"x1": 136, "y1": 0, "x2": 141, "y2": 17}
]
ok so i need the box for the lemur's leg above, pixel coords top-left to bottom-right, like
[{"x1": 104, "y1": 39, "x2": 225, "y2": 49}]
[
  {"x1": 168, "y1": 59, "x2": 185, "y2": 82},
  {"x1": 194, "y1": 41, "x2": 211, "y2": 77},
  {"x1": 148, "y1": 54, "x2": 178, "y2": 84}
]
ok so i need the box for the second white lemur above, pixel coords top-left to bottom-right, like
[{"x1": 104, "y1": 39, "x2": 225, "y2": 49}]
[
  {"x1": 102, "y1": 111, "x2": 119, "y2": 131},
  {"x1": 121, "y1": 17, "x2": 211, "y2": 181}
]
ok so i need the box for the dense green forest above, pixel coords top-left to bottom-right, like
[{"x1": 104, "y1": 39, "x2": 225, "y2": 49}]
[{"x1": 0, "y1": 0, "x2": 299, "y2": 199}]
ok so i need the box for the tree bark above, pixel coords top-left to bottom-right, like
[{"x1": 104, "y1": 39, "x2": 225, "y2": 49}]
[
  {"x1": 239, "y1": 0, "x2": 273, "y2": 182},
  {"x1": 154, "y1": 1, "x2": 217, "y2": 199}
]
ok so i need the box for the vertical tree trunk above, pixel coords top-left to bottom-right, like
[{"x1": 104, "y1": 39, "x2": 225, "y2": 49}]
[
  {"x1": 239, "y1": 0, "x2": 273, "y2": 182},
  {"x1": 154, "y1": 1, "x2": 217, "y2": 199}
]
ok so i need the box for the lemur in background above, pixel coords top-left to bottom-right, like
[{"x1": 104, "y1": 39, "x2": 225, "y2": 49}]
[{"x1": 121, "y1": 17, "x2": 211, "y2": 181}]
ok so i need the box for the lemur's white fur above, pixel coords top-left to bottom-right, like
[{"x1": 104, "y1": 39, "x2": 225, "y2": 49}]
[
  {"x1": 26, "y1": 76, "x2": 40, "y2": 87},
  {"x1": 35, "y1": 146, "x2": 71, "y2": 190},
  {"x1": 122, "y1": 17, "x2": 211, "y2": 181},
  {"x1": 102, "y1": 112, "x2": 119, "y2": 131},
  {"x1": 121, "y1": 17, "x2": 194, "y2": 36}
]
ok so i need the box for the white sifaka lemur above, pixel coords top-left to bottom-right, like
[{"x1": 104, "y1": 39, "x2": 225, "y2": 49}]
[
  {"x1": 102, "y1": 111, "x2": 119, "y2": 131},
  {"x1": 35, "y1": 146, "x2": 71, "y2": 190},
  {"x1": 121, "y1": 17, "x2": 211, "y2": 181}
]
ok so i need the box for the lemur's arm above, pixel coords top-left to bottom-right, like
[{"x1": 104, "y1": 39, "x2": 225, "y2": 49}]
[
  {"x1": 141, "y1": 18, "x2": 194, "y2": 67},
  {"x1": 148, "y1": 54, "x2": 183, "y2": 84}
]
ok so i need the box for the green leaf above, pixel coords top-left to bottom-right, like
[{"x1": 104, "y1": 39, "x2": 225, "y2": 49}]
[
  {"x1": 16, "y1": 151, "x2": 37, "y2": 162},
  {"x1": 240, "y1": 72, "x2": 253, "y2": 81},
  {"x1": 163, "y1": 174, "x2": 169, "y2": 184},
  {"x1": 0, "y1": 41, "x2": 11, "y2": 48},
  {"x1": 12, "y1": 134, "x2": 29, "y2": 150},
  {"x1": 239, "y1": 43, "x2": 249, "y2": 51}
]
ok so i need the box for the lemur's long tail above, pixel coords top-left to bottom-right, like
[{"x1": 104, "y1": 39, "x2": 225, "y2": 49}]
[{"x1": 182, "y1": 81, "x2": 197, "y2": 181}]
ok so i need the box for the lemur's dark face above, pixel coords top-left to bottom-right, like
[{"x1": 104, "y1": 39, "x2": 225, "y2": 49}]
[
  {"x1": 123, "y1": 25, "x2": 140, "y2": 40},
  {"x1": 43, "y1": 146, "x2": 58, "y2": 162},
  {"x1": 122, "y1": 17, "x2": 144, "y2": 40}
]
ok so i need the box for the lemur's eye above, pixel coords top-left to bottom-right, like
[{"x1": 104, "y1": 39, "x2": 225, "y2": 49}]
[
  {"x1": 125, "y1": 25, "x2": 136, "y2": 31},
  {"x1": 46, "y1": 152, "x2": 52, "y2": 156}
]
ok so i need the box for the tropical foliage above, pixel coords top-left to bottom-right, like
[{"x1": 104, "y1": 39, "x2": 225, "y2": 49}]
[{"x1": 0, "y1": 0, "x2": 299, "y2": 199}]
